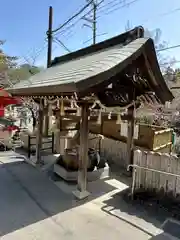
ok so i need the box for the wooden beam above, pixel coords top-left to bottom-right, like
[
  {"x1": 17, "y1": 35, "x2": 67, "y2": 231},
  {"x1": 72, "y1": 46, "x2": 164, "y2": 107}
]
[
  {"x1": 73, "y1": 103, "x2": 90, "y2": 199},
  {"x1": 143, "y1": 54, "x2": 158, "y2": 87},
  {"x1": 59, "y1": 113, "x2": 129, "y2": 122}
]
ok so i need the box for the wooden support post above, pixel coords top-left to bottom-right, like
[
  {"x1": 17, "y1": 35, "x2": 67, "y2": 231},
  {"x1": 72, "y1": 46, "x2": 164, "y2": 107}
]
[
  {"x1": 28, "y1": 135, "x2": 31, "y2": 159},
  {"x1": 126, "y1": 105, "x2": 135, "y2": 175},
  {"x1": 42, "y1": 6, "x2": 53, "y2": 137},
  {"x1": 36, "y1": 100, "x2": 43, "y2": 164},
  {"x1": 58, "y1": 114, "x2": 62, "y2": 154},
  {"x1": 52, "y1": 132, "x2": 55, "y2": 153},
  {"x1": 73, "y1": 103, "x2": 90, "y2": 199},
  {"x1": 43, "y1": 105, "x2": 49, "y2": 137},
  {"x1": 54, "y1": 111, "x2": 62, "y2": 154}
]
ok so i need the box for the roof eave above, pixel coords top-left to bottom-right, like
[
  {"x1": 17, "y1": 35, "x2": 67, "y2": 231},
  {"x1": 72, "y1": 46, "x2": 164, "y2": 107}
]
[
  {"x1": 7, "y1": 82, "x2": 77, "y2": 97},
  {"x1": 143, "y1": 40, "x2": 174, "y2": 104}
]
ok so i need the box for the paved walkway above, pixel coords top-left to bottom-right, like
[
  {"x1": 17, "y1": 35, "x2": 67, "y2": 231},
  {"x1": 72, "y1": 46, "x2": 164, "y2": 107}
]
[{"x1": 0, "y1": 151, "x2": 170, "y2": 239}]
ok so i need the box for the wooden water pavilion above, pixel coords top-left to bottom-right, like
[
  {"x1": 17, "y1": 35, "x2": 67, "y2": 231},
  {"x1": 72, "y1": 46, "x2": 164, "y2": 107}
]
[{"x1": 8, "y1": 26, "x2": 173, "y2": 199}]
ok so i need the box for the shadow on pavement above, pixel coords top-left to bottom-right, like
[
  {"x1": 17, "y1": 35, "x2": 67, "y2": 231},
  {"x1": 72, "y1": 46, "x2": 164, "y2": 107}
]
[
  {"x1": 149, "y1": 233, "x2": 173, "y2": 240},
  {"x1": 0, "y1": 159, "x2": 117, "y2": 237},
  {"x1": 100, "y1": 189, "x2": 172, "y2": 234}
]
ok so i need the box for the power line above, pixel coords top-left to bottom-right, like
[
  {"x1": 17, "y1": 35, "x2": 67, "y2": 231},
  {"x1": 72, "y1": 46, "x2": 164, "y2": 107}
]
[
  {"x1": 97, "y1": 0, "x2": 141, "y2": 18},
  {"x1": 53, "y1": 7, "x2": 95, "y2": 38},
  {"x1": 53, "y1": 1, "x2": 106, "y2": 40},
  {"x1": 53, "y1": 0, "x2": 180, "y2": 46},
  {"x1": 83, "y1": 32, "x2": 107, "y2": 44},
  {"x1": 17, "y1": 41, "x2": 48, "y2": 66},
  {"x1": 53, "y1": 38, "x2": 71, "y2": 53},
  {"x1": 44, "y1": 2, "x2": 180, "y2": 70},
  {"x1": 81, "y1": 0, "x2": 140, "y2": 44},
  {"x1": 54, "y1": 18, "x2": 83, "y2": 37},
  {"x1": 52, "y1": 0, "x2": 94, "y2": 34},
  {"x1": 64, "y1": 0, "x2": 139, "y2": 45},
  {"x1": 52, "y1": 0, "x2": 128, "y2": 43},
  {"x1": 57, "y1": 0, "x2": 138, "y2": 45},
  {"x1": 143, "y1": 6, "x2": 180, "y2": 24},
  {"x1": 53, "y1": 1, "x2": 104, "y2": 51},
  {"x1": 160, "y1": 60, "x2": 180, "y2": 66},
  {"x1": 157, "y1": 44, "x2": 180, "y2": 52},
  {"x1": 97, "y1": 0, "x2": 127, "y2": 13}
]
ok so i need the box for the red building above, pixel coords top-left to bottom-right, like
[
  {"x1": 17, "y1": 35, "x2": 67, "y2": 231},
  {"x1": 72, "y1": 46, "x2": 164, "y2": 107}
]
[{"x1": 0, "y1": 88, "x2": 22, "y2": 117}]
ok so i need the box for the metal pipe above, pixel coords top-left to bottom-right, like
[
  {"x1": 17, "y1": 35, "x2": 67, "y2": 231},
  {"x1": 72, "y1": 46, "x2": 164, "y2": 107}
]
[
  {"x1": 131, "y1": 167, "x2": 137, "y2": 200},
  {"x1": 127, "y1": 164, "x2": 180, "y2": 178}
]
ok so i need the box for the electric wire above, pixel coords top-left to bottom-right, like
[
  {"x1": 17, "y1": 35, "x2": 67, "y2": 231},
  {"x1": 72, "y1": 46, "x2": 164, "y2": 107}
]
[
  {"x1": 52, "y1": 0, "x2": 94, "y2": 34},
  {"x1": 97, "y1": 0, "x2": 141, "y2": 18}
]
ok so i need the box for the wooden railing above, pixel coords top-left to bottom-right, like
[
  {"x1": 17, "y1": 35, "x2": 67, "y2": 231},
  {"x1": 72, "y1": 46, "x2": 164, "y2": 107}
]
[{"x1": 27, "y1": 133, "x2": 55, "y2": 158}]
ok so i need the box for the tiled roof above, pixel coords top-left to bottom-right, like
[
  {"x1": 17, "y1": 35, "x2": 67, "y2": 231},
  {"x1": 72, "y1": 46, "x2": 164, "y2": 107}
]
[
  {"x1": 10, "y1": 38, "x2": 148, "y2": 92},
  {"x1": 8, "y1": 26, "x2": 173, "y2": 105}
]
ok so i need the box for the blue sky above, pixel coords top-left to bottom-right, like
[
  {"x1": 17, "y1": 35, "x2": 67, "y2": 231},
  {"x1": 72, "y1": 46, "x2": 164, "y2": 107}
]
[{"x1": 1, "y1": 0, "x2": 180, "y2": 67}]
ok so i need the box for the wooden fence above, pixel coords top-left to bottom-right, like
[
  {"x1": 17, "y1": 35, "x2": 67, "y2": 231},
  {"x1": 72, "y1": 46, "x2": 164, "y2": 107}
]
[
  {"x1": 27, "y1": 133, "x2": 55, "y2": 158},
  {"x1": 132, "y1": 150, "x2": 180, "y2": 197},
  {"x1": 89, "y1": 133, "x2": 128, "y2": 168}
]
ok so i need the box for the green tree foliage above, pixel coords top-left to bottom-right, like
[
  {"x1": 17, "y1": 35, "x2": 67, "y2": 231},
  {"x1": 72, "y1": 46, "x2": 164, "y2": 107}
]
[
  {"x1": 8, "y1": 64, "x2": 42, "y2": 84},
  {"x1": 0, "y1": 40, "x2": 18, "y2": 71},
  {"x1": 0, "y1": 40, "x2": 42, "y2": 129},
  {"x1": 0, "y1": 40, "x2": 18, "y2": 88},
  {"x1": 0, "y1": 40, "x2": 42, "y2": 86}
]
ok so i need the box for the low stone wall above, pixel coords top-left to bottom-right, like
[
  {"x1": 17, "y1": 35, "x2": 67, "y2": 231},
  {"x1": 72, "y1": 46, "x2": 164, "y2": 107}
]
[{"x1": 89, "y1": 133, "x2": 128, "y2": 169}]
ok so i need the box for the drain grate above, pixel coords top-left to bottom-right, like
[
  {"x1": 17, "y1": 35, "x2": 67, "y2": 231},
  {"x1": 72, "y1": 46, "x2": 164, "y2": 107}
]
[{"x1": 162, "y1": 219, "x2": 180, "y2": 239}]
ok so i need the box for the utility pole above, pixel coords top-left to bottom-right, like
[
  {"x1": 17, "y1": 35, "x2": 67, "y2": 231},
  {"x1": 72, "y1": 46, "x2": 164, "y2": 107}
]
[
  {"x1": 83, "y1": 0, "x2": 97, "y2": 45},
  {"x1": 44, "y1": 6, "x2": 53, "y2": 136},
  {"x1": 47, "y1": 6, "x2": 53, "y2": 68},
  {"x1": 93, "y1": 1, "x2": 97, "y2": 44}
]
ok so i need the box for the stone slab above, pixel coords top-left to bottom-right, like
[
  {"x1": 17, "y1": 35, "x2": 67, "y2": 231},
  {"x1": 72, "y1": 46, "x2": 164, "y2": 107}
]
[{"x1": 72, "y1": 190, "x2": 90, "y2": 200}]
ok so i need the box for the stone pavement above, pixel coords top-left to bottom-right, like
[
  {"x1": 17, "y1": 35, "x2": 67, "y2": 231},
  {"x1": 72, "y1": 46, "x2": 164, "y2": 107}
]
[{"x1": 0, "y1": 151, "x2": 175, "y2": 239}]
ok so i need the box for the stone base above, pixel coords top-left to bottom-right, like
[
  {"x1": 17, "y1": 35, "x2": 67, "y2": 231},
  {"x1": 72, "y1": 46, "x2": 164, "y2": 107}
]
[
  {"x1": 72, "y1": 190, "x2": 90, "y2": 200},
  {"x1": 53, "y1": 163, "x2": 109, "y2": 182},
  {"x1": 24, "y1": 157, "x2": 37, "y2": 167}
]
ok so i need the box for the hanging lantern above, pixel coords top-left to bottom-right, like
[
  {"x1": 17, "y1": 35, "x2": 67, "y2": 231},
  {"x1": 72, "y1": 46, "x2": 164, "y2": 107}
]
[
  {"x1": 96, "y1": 109, "x2": 102, "y2": 125},
  {"x1": 116, "y1": 113, "x2": 121, "y2": 125},
  {"x1": 60, "y1": 98, "x2": 65, "y2": 116}
]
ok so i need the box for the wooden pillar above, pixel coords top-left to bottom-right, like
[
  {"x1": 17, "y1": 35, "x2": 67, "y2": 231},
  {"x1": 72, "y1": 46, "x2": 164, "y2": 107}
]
[
  {"x1": 127, "y1": 105, "x2": 135, "y2": 173},
  {"x1": 36, "y1": 99, "x2": 43, "y2": 163},
  {"x1": 43, "y1": 105, "x2": 49, "y2": 136},
  {"x1": 55, "y1": 113, "x2": 60, "y2": 153},
  {"x1": 73, "y1": 102, "x2": 90, "y2": 199},
  {"x1": 48, "y1": 110, "x2": 53, "y2": 132},
  {"x1": 55, "y1": 111, "x2": 65, "y2": 154}
]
